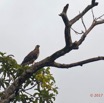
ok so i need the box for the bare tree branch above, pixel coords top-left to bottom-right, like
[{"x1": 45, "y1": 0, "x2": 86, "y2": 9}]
[
  {"x1": 51, "y1": 56, "x2": 104, "y2": 68},
  {"x1": 96, "y1": 14, "x2": 104, "y2": 20},
  {"x1": 71, "y1": 27, "x2": 83, "y2": 35},
  {"x1": 91, "y1": 9, "x2": 95, "y2": 20},
  {"x1": 69, "y1": 0, "x2": 98, "y2": 25},
  {"x1": 81, "y1": 16, "x2": 87, "y2": 31},
  {"x1": 59, "y1": 4, "x2": 72, "y2": 47},
  {"x1": 59, "y1": 4, "x2": 69, "y2": 27},
  {"x1": 78, "y1": 19, "x2": 104, "y2": 46},
  {"x1": 77, "y1": 21, "x2": 95, "y2": 46},
  {"x1": 95, "y1": 19, "x2": 104, "y2": 25},
  {"x1": 92, "y1": 0, "x2": 98, "y2": 5}
]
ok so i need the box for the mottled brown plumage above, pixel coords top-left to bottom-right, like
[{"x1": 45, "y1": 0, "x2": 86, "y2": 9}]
[{"x1": 21, "y1": 45, "x2": 40, "y2": 65}]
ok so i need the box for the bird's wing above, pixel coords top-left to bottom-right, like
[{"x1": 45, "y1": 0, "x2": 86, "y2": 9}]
[
  {"x1": 21, "y1": 46, "x2": 39, "y2": 65},
  {"x1": 21, "y1": 50, "x2": 37, "y2": 65}
]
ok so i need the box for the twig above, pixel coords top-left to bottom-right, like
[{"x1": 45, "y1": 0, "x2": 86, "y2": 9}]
[
  {"x1": 81, "y1": 15, "x2": 87, "y2": 31},
  {"x1": 25, "y1": 83, "x2": 37, "y2": 91},
  {"x1": 91, "y1": 9, "x2": 95, "y2": 20},
  {"x1": 71, "y1": 27, "x2": 83, "y2": 35},
  {"x1": 22, "y1": 89, "x2": 34, "y2": 97},
  {"x1": 96, "y1": 14, "x2": 104, "y2": 20}
]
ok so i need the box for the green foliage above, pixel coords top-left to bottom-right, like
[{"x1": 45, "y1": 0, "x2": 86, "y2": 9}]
[
  {"x1": 0, "y1": 52, "x2": 20, "y2": 89},
  {"x1": 0, "y1": 52, "x2": 58, "y2": 103}
]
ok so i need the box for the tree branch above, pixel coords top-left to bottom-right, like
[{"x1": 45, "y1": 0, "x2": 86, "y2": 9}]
[
  {"x1": 0, "y1": 93, "x2": 15, "y2": 103},
  {"x1": 69, "y1": 0, "x2": 98, "y2": 25},
  {"x1": 81, "y1": 16, "x2": 87, "y2": 31},
  {"x1": 95, "y1": 19, "x2": 104, "y2": 25},
  {"x1": 78, "y1": 19, "x2": 104, "y2": 46},
  {"x1": 59, "y1": 4, "x2": 72, "y2": 47},
  {"x1": 59, "y1": 4, "x2": 69, "y2": 27},
  {"x1": 51, "y1": 56, "x2": 104, "y2": 68}
]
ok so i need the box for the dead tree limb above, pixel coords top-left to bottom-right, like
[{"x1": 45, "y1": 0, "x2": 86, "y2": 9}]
[
  {"x1": 51, "y1": 56, "x2": 104, "y2": 68},
  {"x1": 59, "y1": 4, "x2": 72, "y2": 47},
  {"x1": 69, "y1": 0, "x2": 98, "y2": 25},
  {"x1": 78, "y1": 19, "x2": 104, "y2": 46}
]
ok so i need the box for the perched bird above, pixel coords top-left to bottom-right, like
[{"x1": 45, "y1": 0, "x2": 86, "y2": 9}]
[{"x1": 21, "y1": 45, "x2": 40, "y2": 65}]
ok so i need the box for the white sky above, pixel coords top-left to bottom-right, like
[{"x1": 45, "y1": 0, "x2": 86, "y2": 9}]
[{"x1": 0, "y1": 0, "x2": 104, "y2": 103}]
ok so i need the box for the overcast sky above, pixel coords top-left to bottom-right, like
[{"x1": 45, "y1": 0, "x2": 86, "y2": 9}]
[{"x1": 0, "y1": 0, "x2": 104, "y2": 103}]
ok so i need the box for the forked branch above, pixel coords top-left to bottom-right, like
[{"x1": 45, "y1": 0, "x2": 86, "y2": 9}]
[
  {"x1": 78, "y1": 19, "x2": 104, "y2": 46},
  {"x1": 69, "y1": 0, "x2": 98, "y2": 25}
]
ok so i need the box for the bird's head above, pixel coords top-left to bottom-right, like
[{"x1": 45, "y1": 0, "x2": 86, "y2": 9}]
[{"x1": 35, "y1": 45, "x2": 40, "y2": 48}]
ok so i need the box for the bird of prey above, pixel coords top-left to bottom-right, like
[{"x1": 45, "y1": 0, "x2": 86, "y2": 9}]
[{"x1": 21, "y1": 45, "x2": 40, "y2": 65}]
